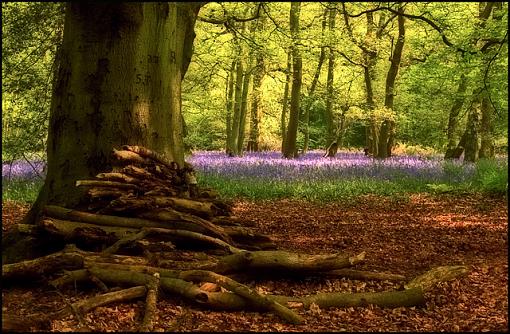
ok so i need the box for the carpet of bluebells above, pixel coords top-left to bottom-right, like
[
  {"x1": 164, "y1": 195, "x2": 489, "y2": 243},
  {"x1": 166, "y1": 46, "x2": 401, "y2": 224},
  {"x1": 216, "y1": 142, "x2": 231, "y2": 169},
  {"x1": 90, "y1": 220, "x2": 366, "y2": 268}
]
[
  {"x1": 2, "y1": 151, "x2": 507, "y2": 201},
  {"x1": 0, "y1": 151, "x2": 493, "y2": 183},
  {"x1": 187, "y1": 150, "x2": 478, "y2": 183},
  {"x1": 2, "y1": 159, "x2": 46, "y2": 181}
]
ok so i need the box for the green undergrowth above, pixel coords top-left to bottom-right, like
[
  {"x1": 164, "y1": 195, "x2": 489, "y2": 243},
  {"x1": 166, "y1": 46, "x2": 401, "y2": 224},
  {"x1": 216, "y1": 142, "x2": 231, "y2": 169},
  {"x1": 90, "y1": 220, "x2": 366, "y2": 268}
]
[
  {"x1": 197, "y1": 176, "x2": 477, "y2": 202},
  {"x1": 2, "y1": 178, "x2": 43, "y2": 203},
  {"x1": 2, "y1": 158, "x2": 506, "y2": 204},
  {"x1": 197, "y1": 159, "x2": 507, "y2": 202}
]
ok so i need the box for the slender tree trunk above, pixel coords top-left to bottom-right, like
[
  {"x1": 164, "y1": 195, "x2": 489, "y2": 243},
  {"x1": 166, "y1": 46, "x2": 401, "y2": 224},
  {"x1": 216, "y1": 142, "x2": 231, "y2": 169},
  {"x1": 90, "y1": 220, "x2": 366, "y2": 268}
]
[
  {"x1": 225, "y1": 61, "x2": 236, "y2": 155},
  {"x1": 281, "y1": 50, "x2": 292, "y2": 153},
  {"x1": 230, "y1": 54, "x2": 244, "y2": 156},
  {"x1": 479, "y1": 90, "x2": 495, "y2": 159},
  {"x1": 377, "y1": 6, "x2": 405, "y2": 158},
  {"x1": 362, "y1": 13, "x2": 378, "y2": 156},
  {"x1": 444, "y1": 74, "x2": 468, "y2": 159},
  {"x1": 283, "y1": 2, "x2": 302, "y2": 158},
  {"x1": 302, "y1": 8, "x2": 328, "y2": 153},
  {"x1": 324, "y1": 5, "x2": 337, "y2": 149},
  {"x1": 237, "y1": 57, "x2": 253, "y2": 154},
  {"x1": 247, "y1": 53, "x2": 265, "y2": 152},
  {"x1": 25, "y1": 3, "x2": 201, "y2": 224},
  {"x1": 464, "y1": 95, "x2": 481, "y2": 162}
]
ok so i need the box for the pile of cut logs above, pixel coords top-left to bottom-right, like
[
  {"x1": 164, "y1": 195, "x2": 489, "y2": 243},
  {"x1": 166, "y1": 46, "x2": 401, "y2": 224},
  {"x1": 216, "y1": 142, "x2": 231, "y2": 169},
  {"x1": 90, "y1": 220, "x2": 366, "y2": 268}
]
[{"x1": 39, "y1": 145, "x2": 275, "y2": 253}]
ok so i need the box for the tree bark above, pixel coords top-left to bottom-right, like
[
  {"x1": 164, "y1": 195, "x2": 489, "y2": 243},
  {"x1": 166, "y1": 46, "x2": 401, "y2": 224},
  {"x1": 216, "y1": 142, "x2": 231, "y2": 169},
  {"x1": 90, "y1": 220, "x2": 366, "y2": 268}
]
[
  {"x1": 303, "y1": 8, "x2": 328, "y2": 153},
  {"x1": 464, "y1": 95, "x2": 481, "y2": 162},
  {"x1": 23, "y1": 2, "x2": 201, "y2": 224},
  {"x1": 237, "y1": 54, "x2": 253, "y2": 154},
  {"x1": 225, "y1": 60, "x2": 236, "y2": 155},
  {"x1": 444, "y1": 74, "x2": 468, "y2": 159},
  {"x1": 247, "y1": 52, "x2": 264, "y2": 152},
  {"x1": 479, "y1": 90, "x2": 495, "y2": 159},
  {"x1": 230, "y1": 47, "x2": 244, "y2": 156},
  {"x1": 281, "y1": 50, "x2": 292, "y2": 152},
  {"x1": 283, "y1": 2, "x2": 302, "y2": 159},
  {"x1": 377, "y1": 6, "x2": 405, "y2": 158},
  {"x1": 324, "y1": 4, "x2": 337, "y2": 149}
]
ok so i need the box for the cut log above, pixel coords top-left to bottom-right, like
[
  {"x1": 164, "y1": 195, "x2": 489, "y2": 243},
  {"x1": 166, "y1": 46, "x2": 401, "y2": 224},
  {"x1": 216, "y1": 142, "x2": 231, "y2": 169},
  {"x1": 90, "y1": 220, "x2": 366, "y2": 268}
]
[
  {"x1": 139, "y1": 208, "x2": 233, "y2": 243},
  {"x1": 40, "y1": 218, "x2": 242, "y2": 253},
  {"x1": 123, "y1": 145, "x2": 177, "y2": 168},
  {"x1": 216, "y1": 250, "x2": 366, "y2": 274},
  {"x1": 44, "y1": 206, "x2": 233, "y2": 243},
  {"x1": 107, "y1": 196, "x2": 219, "y2": 218},
  {"x1": 95, "y1": 172, "x2": 141, "y2": 184},
  {"x1": 3, "y1": 251, "x2": 83, "y2": 281},
  {"x1": 112, "y1": 149, "x2": 152, "y2": 165},
  {"x1": 121, "y1": 165, "x2": 155, "y2": 179},
  {"x1": 87, "y1": 188, "x2": 134, "y2": 199},
  {"x1": 39, "y1": 218, "x2": 137, "y2": 243},
  {"x1": 76, "y1": 180, "x2": 140, "y2": 190}
]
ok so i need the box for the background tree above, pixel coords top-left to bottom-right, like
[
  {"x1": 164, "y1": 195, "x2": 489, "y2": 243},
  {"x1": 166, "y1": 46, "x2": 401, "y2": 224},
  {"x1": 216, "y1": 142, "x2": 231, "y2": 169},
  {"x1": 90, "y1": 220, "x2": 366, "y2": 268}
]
[{"x1": 283, "y1": 2, "x2": 302, "y2": 158}]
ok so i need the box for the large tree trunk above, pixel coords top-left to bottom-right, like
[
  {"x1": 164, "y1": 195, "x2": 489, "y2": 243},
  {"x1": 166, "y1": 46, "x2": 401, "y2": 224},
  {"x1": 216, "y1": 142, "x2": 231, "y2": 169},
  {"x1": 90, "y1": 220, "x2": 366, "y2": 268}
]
[
  {"x1": 377, "y1": 6, "x2": 405, "y2": 158},
  {"x1": 283, "y1": 2, "x2": 302, "y2": 159},
  {"x1": 24, "y1": 3, "x2": 201, "y2": 224},
  {"x1": 444, "y1": 74, "x2": 468, "y2": 159}
]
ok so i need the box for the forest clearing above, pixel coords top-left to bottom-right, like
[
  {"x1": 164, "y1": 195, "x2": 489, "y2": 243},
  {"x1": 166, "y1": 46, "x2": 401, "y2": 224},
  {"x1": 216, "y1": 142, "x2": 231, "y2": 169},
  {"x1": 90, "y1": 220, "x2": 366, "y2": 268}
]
[{"x1": 2, "y1": 2, "x2": 508, "y2": 332}]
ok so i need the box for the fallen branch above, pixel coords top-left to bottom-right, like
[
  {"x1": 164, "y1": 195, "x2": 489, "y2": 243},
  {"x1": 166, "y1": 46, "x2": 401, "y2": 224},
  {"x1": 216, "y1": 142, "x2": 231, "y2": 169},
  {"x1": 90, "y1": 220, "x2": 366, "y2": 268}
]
[
  {"x1": 216, "y1": 250, "x2": 366, "y2": 274},
  {"x1": 140, "y1": 273, "x2": 160, "y2": 332},
  {"x1": 404, "y1": 265, "x2": 469, "y2": 292},
  {"x1": 179, "y1": 270, "x2": 303, "y2": 324}
]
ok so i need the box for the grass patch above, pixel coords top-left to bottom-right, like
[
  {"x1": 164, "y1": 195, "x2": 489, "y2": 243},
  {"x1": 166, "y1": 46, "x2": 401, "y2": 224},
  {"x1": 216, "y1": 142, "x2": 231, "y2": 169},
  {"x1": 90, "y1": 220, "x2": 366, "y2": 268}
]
[
  {"x1": 2, "y1": 178, "x2": 43, "y2": 203},
  {"x1": 197, "y1": 175, "x2": 475, "y2": 202},
  {"x1": 472, "y1": 158, "x2": 508, "y2": 194}
]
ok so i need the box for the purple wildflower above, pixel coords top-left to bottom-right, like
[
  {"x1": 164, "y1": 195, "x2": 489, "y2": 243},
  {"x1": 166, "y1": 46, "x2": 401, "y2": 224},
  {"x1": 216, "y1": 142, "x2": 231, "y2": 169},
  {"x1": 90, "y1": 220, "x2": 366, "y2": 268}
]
[
  {"x1": 187, "y1": 150, "x2": 477, "y2": 183},
  {"x1": 2, "y1": 159, "x2": 46, "y2": 181}
]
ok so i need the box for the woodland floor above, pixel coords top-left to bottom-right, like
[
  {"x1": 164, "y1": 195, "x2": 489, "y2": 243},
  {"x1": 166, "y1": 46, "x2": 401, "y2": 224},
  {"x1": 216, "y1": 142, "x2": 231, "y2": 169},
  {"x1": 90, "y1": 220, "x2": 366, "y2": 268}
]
[{"x1": 1, "y1": 194, "x2": 508, "y2": 332}]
